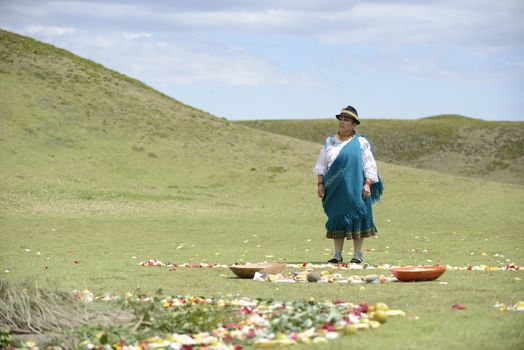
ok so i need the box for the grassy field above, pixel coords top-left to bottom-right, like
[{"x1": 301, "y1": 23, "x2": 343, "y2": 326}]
[
  {"x1": 236, "y1": 116, "x2": 524, "y2": 185},
  {"x1": 1, "y1": 30, "x2": 523, "y2": 349}
]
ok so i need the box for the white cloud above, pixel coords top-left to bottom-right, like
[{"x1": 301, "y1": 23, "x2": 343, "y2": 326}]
[
  {"x1": 1, "y1": 1, "x2": 522, "y2": 88},
  {"x1": 12, "y1": 1, "x2": 522, "y2": 48},
  {"x1": 309, "y1": 2, "x2": 524, "y2": 50},
  {"x1": 37, "y1": 30, "x2": 326, "y2": 88},
  {"x1": 25, "y1": 25, "x2": 76, "y2": 36},
  {"x1": 125, "y1": 43, "x2": 280, "y2": 87},
  {"x1": 116, "y1": 31, "x2": 153, "y2": 41}
]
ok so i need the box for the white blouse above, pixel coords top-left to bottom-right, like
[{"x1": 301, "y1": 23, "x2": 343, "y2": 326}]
[{"x1": 313, "y1": 135, "x2": 379, "y2": 183}]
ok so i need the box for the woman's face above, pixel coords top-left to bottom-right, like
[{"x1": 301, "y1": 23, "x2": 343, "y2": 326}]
[{"x1": 338, "y1": 116, "x2": 356, "y2": 134}]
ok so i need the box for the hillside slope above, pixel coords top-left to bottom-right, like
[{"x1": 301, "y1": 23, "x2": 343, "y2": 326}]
[
  {"x1": 236, "y1": 116, "x2": 524, "y2": 185},
  {"x1": 0, "y1": 29, "x2": 522, "y2": 221},
  {"x1": 0, "y1": 30, "x2": 316, "y2": 208}
]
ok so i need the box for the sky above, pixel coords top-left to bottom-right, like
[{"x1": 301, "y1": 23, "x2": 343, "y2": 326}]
[{"x1": 1, "y1": 0, "x2": 523, "y2": 121}]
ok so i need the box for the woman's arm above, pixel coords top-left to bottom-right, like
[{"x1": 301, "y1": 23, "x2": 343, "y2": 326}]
[
  {"x1": 359, "y1": 137, "x2": 377, "y2": 199},
  {"x1": 359, "y1": 138, "x2": 378, "y2": 184},
  {"x1": 313, "y1": 145, "x2": 328, "y2": 177},
  {"x1": 313, "y1": 141, "x2": 328, "y2": 198},
  {"x1": 317, "y1": 175, "x2": 325, "y2": 198}
]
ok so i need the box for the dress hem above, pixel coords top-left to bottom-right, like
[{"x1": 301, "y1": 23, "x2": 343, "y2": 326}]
[{"x1": 326, "y1": 228, "x2": 377, "y2": 240}]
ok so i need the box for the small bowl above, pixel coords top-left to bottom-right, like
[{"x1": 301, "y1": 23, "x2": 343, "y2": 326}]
[
  {"x1": 229, "y1": 263, "x2": 287, "y2": 279},
  {"x1": 390, "y1": 265, "x2": 446, "y2": 282}
]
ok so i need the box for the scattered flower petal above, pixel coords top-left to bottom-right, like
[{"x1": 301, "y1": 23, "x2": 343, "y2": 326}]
[{"x1": 451, "y1": 304, "x2": 466, "y2": 310}]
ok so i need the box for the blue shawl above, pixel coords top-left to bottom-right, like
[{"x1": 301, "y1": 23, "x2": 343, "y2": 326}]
[{"x1": 322, "y1": 134, "x2": 383, "y2": 233}]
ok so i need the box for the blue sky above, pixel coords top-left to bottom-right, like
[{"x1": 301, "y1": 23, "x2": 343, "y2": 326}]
[{"x1": 1, "y1": 0, "x2": 523, "y2": 121}]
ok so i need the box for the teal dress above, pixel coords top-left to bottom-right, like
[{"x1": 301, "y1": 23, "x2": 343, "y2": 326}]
[{"x1": 322, "y1": 134, "x2": 383, "y2": 239}]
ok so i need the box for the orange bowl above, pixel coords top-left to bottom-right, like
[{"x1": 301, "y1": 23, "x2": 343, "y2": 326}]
[
  {"x1": 390, "y1": 265, "x2": 446, "y2": 282},
  {"x1": 229, "y1": 263, "x2": 287, "y2": 279}
]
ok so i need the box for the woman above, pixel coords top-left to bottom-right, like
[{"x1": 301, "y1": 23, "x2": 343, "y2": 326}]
[{"x1": 313, "y1": 105, "x2": 383, "y2": 264}]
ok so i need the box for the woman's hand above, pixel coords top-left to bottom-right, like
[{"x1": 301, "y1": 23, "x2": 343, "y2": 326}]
[
  {"x1": 362, "y1": 183, "x2": 371, "y2": 199},
  {"x1": 317, "y1": 183, "x2": 325, "y2": 199}
]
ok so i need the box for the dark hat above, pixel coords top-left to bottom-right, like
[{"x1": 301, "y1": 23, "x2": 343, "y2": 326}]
[{"x1": 336, "y1": 105, "x2": 360, "y2": 124}]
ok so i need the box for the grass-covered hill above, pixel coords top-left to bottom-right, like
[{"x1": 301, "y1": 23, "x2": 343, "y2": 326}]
[
  {"x1": 0, "y1": 29, "x2": 316, "y2": 208},
  {"x1": 236, "y1": 116, "x2": 524, "y2": 185}
]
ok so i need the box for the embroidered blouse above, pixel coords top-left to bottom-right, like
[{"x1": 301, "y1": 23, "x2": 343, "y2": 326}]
[{"x1": 313, "y1": 135, "x2": 379, "y2": 183}]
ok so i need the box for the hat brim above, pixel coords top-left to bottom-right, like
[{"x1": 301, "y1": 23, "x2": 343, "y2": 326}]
[{"x1": 336, "y1": 114, "x2": 360, "y2": 124}]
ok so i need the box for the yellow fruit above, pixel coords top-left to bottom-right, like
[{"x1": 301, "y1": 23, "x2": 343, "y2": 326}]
[
  {"x1": 313, "y1": 337, "x2": 328, "y2": 344},
  {"x1": 373, "y1": 310, "x2": 388, "y2": 323},
  {"x1": 375, "y1": 302, "x2": 389, "y2": 311},
  {"x1": 385, "y1": 309, "x2": 406, "y2": 316},
  {"x1": 297, "y1": 336, "x2": 312, "y2": 344},
  {"x1": 354, "y1": 323, "x2": 371, "y2": 330},
  {"x1": 369, "y1": 320, "x2": 381, "y2": 328},
  {"x1": 342, "y1": 325, "x2": 358, "y2": 335}
]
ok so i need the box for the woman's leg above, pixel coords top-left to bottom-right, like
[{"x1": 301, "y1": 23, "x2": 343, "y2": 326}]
[
  {"x1": 334, "y1": 238, "x2": 344, "y2": 253},
  {"x1": 332, "y1": 238, "x2": 344, "y2": 261},
  {"x1": 350, "y1": 237, "x2": 364, "y2": 263},
  {"x1": 353, "y1": 237, "x2": 363, "y2": 256}
]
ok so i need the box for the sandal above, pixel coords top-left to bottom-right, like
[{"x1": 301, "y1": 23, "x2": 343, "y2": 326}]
[
  {"x1": 349, "y1": 257, "x2": 363, "y2": 264},
  {"x1": 350, "y1": 251, "x2": 364, "y2": 264},
  {"x1": 327, "y1": 257, "x2": 343, "y2": 264}
]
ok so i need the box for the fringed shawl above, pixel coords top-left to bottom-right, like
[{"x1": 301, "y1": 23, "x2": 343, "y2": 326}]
[{"x1": 322, "y1": 134, "x2": 383, "y2": 233}]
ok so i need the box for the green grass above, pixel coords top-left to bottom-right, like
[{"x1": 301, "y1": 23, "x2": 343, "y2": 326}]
[
  {"x1": 235, "y1": 116, "x2": 524, "y2": 185},
  {"x1": 1, "y1": 29, "x2": 524, "y2": 349}
]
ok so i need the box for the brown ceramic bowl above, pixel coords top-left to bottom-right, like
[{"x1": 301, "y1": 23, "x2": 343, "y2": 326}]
[
  {"x1": 390, "y1": 265, "x2": 446, "y2": 282},
  {"x1": 229, "y1": 263, "x2": 287, "y2": 279}
]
